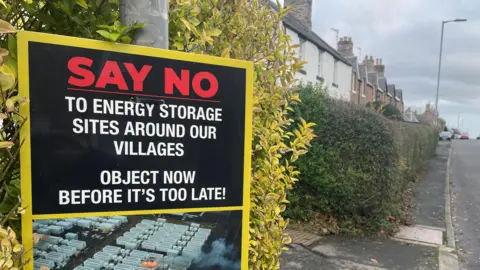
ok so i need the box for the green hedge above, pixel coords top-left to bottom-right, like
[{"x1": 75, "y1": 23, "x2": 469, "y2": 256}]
[{"x1": 285, "y1": 84, "x2": 438, "y2": 232}]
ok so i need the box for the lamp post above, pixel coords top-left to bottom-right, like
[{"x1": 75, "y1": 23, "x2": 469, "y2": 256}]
[{"x1": 435, "y1": 19, "x2": 467, "y2": 124}]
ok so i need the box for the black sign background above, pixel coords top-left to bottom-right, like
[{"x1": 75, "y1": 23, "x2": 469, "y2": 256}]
[{"x1": 28, "y1": 42, "x2": 247, "y2": 215}]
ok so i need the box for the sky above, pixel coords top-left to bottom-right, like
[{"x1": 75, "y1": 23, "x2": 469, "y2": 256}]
[{"x1": 280, "y1": 0, "x2": 480, "y2": 136}]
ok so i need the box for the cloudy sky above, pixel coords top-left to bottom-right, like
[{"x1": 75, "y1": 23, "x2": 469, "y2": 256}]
[{"x1": 283, "y1": 0, "x2": 479, "y2": 135}]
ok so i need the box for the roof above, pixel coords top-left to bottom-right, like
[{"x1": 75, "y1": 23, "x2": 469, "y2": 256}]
[
  {"x1": 346, "y1": 56, "x2": 358, "y2": 75},
  {"x1": 345, "y1": 56, "x2": 358, "y2": 67},
  {"x1": 378, "y1": 78, "x2": 387, "y2": 91},
  {"x1": 396, "y1": 89, "x2": 403, "y2": 100},
  {"x1": 387, "y1": 84, "x2": 396, "y2": 95},
  {"x1": 268, "y1": 1, "x2": 351, "y2": 66}
]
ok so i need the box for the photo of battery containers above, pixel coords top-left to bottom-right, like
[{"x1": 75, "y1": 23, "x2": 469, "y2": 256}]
[{"x1": 32, "y1": 211, "x2": 242, "y2": 270}]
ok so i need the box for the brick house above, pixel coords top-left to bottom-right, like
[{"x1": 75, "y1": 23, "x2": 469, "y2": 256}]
[
  {"x1": 395, "y1": 89, "x2": 404, "y2": 112},
  {"x1": 344, "y1": 55, "x2": 361, "y2": 104},
  {"x1": 361, "y1": 56, "x2": 376, "y2": 104}
]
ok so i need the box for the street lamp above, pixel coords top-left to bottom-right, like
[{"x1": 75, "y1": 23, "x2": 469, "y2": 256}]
[{"x1": 434, "y1": 18, "x2": 467, "y2": 123}]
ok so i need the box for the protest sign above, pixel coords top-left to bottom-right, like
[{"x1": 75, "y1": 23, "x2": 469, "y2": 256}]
[{"x1": 18, "y1": 31, "x2": 253, "y2": 270}]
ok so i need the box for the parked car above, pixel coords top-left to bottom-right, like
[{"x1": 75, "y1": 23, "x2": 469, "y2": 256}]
[
  {"x1": 477, "y1": 135, "x2": 480, "y2": 140},
  {"x1": 439, "y1": 131, "x2": 452, "y2": 141},
  {"x1": 452, "y1": 128, "x2": 462, "y2": 139},
  {"x1": 460, "y1": 133, "x2": 469, "y2": 140}
]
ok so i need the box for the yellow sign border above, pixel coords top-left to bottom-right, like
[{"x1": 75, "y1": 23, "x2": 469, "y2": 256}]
[{"x1": 18, "y1": 30, "x2": 253, "y2": 270}]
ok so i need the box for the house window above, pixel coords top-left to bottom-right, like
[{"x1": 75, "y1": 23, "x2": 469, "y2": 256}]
[
  {"x1": 299, "y1": 37, "x2": 306, "y2": 61},
  {"x1": 317, "y1": 51, "x2": 323, "y2": 76},
  {"x1": 333, "y1": 60, "x2": 338, "y2": 83}
]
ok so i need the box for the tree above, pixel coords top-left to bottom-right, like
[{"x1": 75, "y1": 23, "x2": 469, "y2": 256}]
[
  {"x1": 169, "y1": 1, "x2": 316, "y2": 268},
  {"x1": 367, "y1": 101, "x2": 402, "y2": 120}
]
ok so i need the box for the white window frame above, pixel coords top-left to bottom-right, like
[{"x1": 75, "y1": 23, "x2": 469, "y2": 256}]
[
  {"x1": 317, "y1": 51, "x2": 323, "y2": 77},
  {"x1": 333, "y1": 60, "x2": 338, "y2": 84},
  {"x1": 299, "y1": 37, "x2": 306, "y2": 61}
]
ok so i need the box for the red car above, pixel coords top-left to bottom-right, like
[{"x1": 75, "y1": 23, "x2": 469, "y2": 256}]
[{"x1": 460, "y1": 134, "x2": 469, "y2": 140}]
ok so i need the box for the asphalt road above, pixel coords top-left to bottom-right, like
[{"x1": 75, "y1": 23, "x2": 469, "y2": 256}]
[{"x1": 450, "y1": 140, "x2": 480, "y2": 269}]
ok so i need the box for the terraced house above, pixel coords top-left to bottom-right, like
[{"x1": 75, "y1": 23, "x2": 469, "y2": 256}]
[
  {"x1": 337, "y1": 37, "x2": 404, "y2": 113},
  {"x1": 282, "y1": 0, "x2": 352, "y2": 101},
  {"x1": 272, "y1": 0, "x2": 405, "y2": 112}
]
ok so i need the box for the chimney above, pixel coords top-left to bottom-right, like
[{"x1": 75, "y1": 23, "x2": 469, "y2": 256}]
[
  {"x1": 363, "y1": 55, "x2": 375, "y2": 72},
  {"x1": 338, "y1": 36, "x2": 353, "y2": 57},
  {"x1": 284, "y1": 0, "x2": 313, "y2": 30},
  {"x1": 374, "y1": 58, "x2": 385, "y2": 78}
]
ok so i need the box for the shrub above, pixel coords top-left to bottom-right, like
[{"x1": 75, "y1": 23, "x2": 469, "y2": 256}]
[
  {"x1": 169, "y1": 1, "x2": 316, "y2": 268},
  {"x1": 286, "y1": 84, "x2": 438, "y2": 233}
]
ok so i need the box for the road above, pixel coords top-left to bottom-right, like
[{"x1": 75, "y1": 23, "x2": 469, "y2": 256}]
[{"x1": 450, "y1": 140, "x2": 480, "y2": 269}]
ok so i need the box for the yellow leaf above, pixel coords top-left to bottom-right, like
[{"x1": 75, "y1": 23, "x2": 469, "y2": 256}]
[
  {"x1": 220, "y1": 47, "x2": 230, "y2": 58},
  {"x1": 190, "y1": 4, "x2": 200, "y2": 16},
  {"x1": 1, "y1": 238, "x2": 11, "y2": 249},
  {"x1": 0, "y1": 19, "x2": 16, "y2": 34},
  {"x1": 0, "y1": 73, "x2": 14, "y2": 91},
  {"x1": 173, "y1": 42, "x2": 184, "y2": 51},
  {"x1": 179, "y1": 18, "x2": 191, "y2": 31},
  {"x1": 3, "y1": 55, "x2": 17, "y2": 78},
  {"x1": 0, "y1": 141, "x2": 13, "y2": 149},
  {"x1": 5, "y1": 258, "x2": 13, "y2": 268},
  {"x1": 5, "y1": 98, "x2": 14, "y2": 112},
  {"x1": 0, "y1": 0, "x2": 6, "y2": 8},
  {"x1": 12, "y1": 244, "x2": 22, "y2": 253},
  {"x1": 209, "y1": 28, "x2": 222, "y2": 37},
  {"x1": 7, "y1": 227, "x2": 15, "y2": 241},
  {"x1": 76, "y1": 0, "x2": 88, "y2": 8}
]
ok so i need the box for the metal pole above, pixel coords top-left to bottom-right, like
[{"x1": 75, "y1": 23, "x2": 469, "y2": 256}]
[
  {"x1": 120, "y1": 0, "x2": 169, "y2": 49},
  {"x1": 434, "y1": 21, "x2": 445, "y2": 125},
  {"x1": 330, "y1": 28, "x2": 339, "y2": 48}
]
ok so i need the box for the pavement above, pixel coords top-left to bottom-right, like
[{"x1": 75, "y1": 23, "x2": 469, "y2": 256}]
[
  {"x1": 412, "y1": 142, "x2": 449, "y2": 229},
  {"x1": 450, "y1": 140, "x2": 480, "y2": 269},
  {"x1": 280, "y1": 236, "x2": 438, "y2": 270},
  {"x1": 280, "y1": 141, "x2": 455, "y2": 270}
]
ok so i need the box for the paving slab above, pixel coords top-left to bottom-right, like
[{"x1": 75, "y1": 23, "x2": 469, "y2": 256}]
[
  {"x1": 394, "y1": 225, "x2": 443, "y2": 246},
  {"x1": 285, "y1": 229, "x2": 322, "y2": 246}
]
